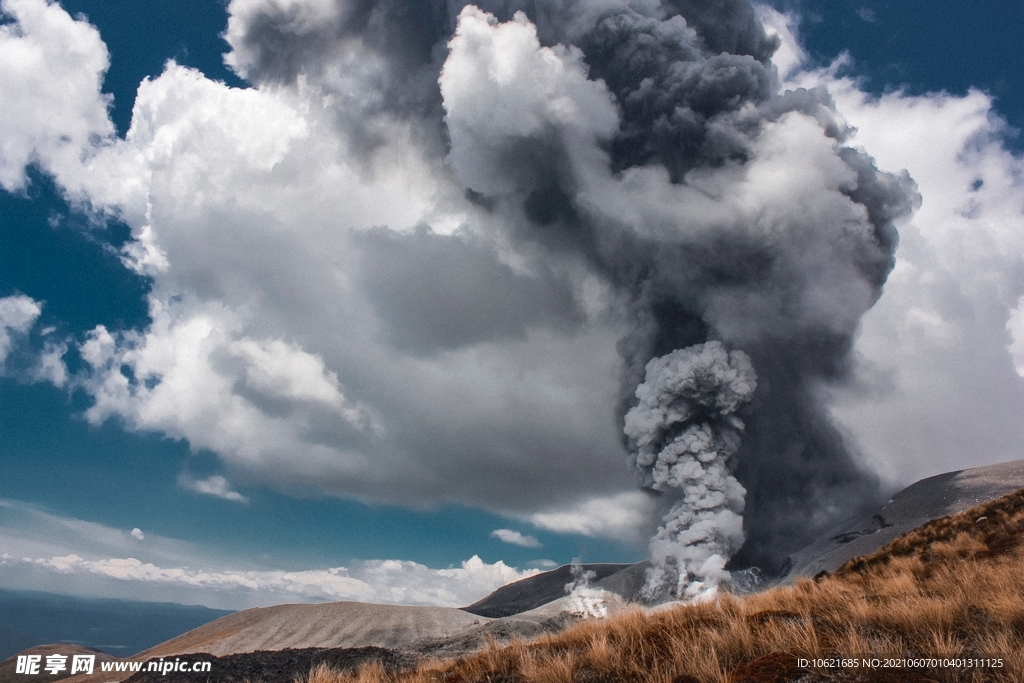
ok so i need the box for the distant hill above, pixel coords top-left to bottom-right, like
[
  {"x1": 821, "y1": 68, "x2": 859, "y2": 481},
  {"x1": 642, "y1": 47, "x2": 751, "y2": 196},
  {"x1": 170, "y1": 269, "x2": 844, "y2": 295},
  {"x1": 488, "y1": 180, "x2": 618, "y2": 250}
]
[
  {"x1": 0, "y1": 590, "x2": 233, "y2": 660},
  {"x1": 463, "y1": 563, "x2": 633, "y2": 618}
]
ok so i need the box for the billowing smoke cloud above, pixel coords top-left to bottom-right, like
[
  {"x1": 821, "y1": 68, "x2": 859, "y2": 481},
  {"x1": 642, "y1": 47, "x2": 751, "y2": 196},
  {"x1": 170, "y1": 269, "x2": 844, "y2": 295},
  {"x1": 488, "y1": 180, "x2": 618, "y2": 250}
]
[{"x1": 624, "y1": 342, "x2": 755, "y2": 599}]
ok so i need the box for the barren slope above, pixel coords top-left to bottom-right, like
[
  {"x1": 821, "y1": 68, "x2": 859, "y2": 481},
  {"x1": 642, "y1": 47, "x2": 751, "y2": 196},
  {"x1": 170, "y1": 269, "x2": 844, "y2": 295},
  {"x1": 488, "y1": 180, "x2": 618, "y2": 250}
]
[
  {"x1": 785, "y1": 458, "x2": 1024, "y2": 578},
  {"x1": 138, "y1": 602, "x2": 487, "y2": 658}
]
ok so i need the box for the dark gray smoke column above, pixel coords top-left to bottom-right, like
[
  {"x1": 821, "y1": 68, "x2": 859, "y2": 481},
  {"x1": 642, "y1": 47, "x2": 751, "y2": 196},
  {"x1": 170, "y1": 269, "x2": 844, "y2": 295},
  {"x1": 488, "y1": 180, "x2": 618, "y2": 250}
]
[{"x1": 440, "y1": 0, "x2": 918, "y2": 579}]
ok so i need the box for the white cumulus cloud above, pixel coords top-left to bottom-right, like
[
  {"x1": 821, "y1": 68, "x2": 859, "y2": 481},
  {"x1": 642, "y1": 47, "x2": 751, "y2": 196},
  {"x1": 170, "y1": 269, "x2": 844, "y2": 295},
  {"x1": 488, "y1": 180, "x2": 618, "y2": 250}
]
[
  {"x1": 0, "y1": 0, "x2": 113, "y2": 192},
  {"x1": 0, "y1": 0, "x2": 632, "y2": 521},
  {"x1": 0, "y1": 294, "x2": 41, "y2": 365}
]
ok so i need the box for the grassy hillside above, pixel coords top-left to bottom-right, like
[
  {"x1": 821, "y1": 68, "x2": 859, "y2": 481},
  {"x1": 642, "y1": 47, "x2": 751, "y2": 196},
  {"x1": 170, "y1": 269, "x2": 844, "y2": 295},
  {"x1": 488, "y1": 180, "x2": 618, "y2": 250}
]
[{"x1": 307, "y1": 488, "x2": 1024, "y2": 683}]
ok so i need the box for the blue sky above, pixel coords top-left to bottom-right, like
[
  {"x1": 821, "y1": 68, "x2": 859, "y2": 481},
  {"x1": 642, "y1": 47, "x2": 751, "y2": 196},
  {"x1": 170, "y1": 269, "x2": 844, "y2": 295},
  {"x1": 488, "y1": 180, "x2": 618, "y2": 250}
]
[
  {"x1": 791, "y1": 0, "x2": 1024, "y2": 150},
  {"x1": 1, "y1": 0, "x2": 1023, "y2": 609}
]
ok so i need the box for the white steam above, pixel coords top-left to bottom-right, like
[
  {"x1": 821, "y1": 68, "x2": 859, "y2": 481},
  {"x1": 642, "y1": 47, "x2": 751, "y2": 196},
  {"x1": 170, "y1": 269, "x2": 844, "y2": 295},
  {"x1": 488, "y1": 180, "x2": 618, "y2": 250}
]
[
  {"x1": 563, "y1": 559, "x2": 609, "y2": 619},
  {"x1": 623, "y1": 341, "x2": 757, "y2": 601}
]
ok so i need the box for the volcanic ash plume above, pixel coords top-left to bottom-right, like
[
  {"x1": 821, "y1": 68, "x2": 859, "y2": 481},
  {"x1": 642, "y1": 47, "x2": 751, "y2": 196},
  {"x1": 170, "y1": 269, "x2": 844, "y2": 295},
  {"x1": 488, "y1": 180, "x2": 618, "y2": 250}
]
[
  {"x1": 624, "y1": 342, "x2": 756, "y2": 601},
  {"x1": 440, "y1": 0, "x2": 916, "y2": 575}
]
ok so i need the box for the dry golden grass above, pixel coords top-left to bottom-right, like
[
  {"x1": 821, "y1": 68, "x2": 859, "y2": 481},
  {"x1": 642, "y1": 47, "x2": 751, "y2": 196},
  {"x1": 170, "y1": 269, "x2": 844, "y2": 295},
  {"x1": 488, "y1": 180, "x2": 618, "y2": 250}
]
[{"x1": 302, "y1": 489, "x2": 1024, "y2": 683}]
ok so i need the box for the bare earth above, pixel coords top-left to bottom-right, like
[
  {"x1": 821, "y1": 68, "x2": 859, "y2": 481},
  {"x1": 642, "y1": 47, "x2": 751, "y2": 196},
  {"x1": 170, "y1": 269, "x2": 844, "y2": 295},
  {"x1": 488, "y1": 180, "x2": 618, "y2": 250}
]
[{"x1": 138, "y1": 602, "x2": 487, "y2": 658}]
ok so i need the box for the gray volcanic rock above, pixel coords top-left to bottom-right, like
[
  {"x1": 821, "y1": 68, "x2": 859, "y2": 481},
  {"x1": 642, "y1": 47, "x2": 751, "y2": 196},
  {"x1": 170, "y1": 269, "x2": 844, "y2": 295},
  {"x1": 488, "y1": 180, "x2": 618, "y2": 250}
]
[
  {"x1": 462, "y1": 563, "x2": 633, "y2": 617},
  {"x1": 784, "y1": 459, "x2": 1024, "y2": 579},
  {"x1": 591, "y1": 561, "x2": 650, "y2": 601}
]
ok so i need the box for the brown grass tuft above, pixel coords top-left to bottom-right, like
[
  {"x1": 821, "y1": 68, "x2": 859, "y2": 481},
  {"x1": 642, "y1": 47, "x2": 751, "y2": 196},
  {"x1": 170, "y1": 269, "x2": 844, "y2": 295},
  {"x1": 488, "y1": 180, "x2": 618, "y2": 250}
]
[{"x1": 302, "y1": 489, "x2": 1024, "y2": 683}]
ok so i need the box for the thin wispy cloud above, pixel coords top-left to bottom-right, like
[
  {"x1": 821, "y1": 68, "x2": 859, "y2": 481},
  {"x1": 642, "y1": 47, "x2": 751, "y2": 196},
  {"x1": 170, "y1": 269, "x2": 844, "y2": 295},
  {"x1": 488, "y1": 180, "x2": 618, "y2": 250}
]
[
  {"x1": 4, "y1": 553, "x2": 531, "y2": 608},
  {"x1": 857, "y1": 7, "x2": 877, "y2": 23},
  {"x1": 490, "y1": 529, "x2": 542, "y2": 549},
  {"x1": 178, "y1": 474, "x2": 249, "y2": 503},
  {"x1": 0, "y1": 499, "x2": 536, "y2": 609}
]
